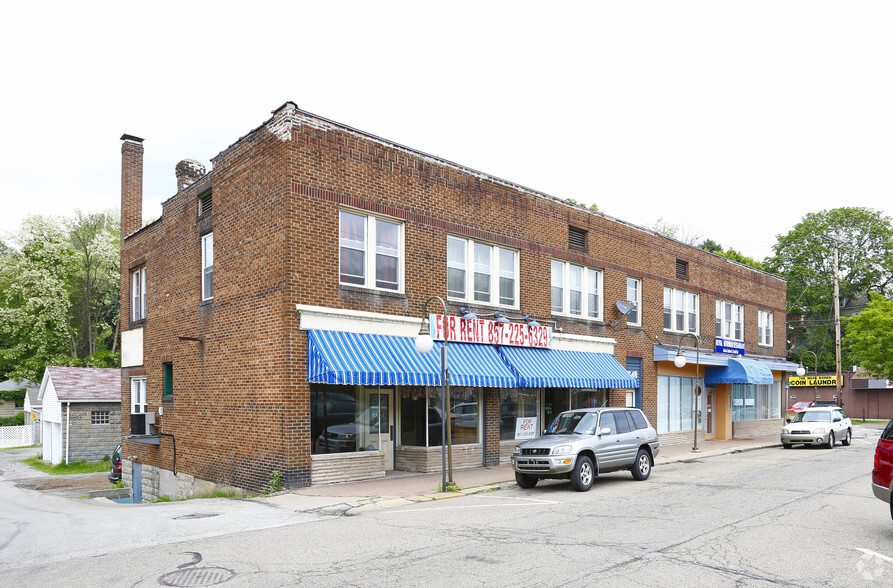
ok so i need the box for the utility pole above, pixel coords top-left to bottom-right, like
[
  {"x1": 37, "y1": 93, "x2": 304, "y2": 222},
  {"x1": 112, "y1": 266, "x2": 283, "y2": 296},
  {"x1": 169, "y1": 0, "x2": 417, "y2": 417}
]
[{"x1": 823, "y1": 234, "x2": 844, "y2": 408}]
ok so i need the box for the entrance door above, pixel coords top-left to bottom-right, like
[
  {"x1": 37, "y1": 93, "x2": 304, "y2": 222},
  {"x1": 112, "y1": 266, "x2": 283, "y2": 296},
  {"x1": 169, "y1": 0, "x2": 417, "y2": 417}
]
[
  {"x1": 364, "y1": 389, "x2": 394, "y2": 470},
  {"x1": 705, "y1": 392, "x2": 715, "y2": 440}
]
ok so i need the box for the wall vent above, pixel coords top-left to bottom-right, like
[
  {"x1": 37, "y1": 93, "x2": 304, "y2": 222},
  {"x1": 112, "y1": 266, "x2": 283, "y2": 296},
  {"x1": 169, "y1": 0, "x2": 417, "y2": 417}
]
[
  {"x1": 569, "y1": 226, "x2": 587, "y2": 250},
  {"x1": 676, "y1": 259, "x2": 689, "y2": 280}
]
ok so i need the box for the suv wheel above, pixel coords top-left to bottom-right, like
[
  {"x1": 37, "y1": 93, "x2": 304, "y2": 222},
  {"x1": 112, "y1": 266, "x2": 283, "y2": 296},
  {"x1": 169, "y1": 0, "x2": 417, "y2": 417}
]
[
  {"x1": 515, "y1": 472, "x2": 538, "y2": 489},
  {"x1": 631, "y1": 449, "x2": 652, "y2": 481},
  {"x1": 570, "y1": 456, "x2": 594, "y2": 492},
  {"x1": 826, "y1": 431, "x2": 835, "y2": 449},
  {"x1": 842, "y1": 429, "x2": 852, "y2": 446}
]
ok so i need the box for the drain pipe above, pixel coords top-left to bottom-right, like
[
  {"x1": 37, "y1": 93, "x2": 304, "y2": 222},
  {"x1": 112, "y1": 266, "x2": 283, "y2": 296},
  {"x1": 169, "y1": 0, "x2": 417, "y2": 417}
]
[
  {"x1": 65, "y1": 402, "x2": 71, "y2": 464},
  {"x1": 157, "y1": 432, "x2": 177, "y2": 475}
]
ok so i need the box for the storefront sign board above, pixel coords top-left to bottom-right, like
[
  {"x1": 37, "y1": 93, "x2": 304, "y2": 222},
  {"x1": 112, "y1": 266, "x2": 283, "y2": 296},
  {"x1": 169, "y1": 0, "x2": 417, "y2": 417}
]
[
  {"x1": 515, "y1": 417, "x2": 538, "y2": 439},
  {"x1": 429, "y1": 314, "x2": 551, "y2": 348},
  {"x1": 715, "y1": 337, "x2": 745, "y2": 356},
  {"x1": 787, "y1": 375, "x2": 839, "y2": 387}
]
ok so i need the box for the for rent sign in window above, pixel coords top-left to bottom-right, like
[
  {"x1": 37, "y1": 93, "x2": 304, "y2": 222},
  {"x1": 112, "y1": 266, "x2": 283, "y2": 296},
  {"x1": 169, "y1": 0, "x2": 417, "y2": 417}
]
[{"x1": 429, "y1": 314, "x2": 551, "y2": 348}]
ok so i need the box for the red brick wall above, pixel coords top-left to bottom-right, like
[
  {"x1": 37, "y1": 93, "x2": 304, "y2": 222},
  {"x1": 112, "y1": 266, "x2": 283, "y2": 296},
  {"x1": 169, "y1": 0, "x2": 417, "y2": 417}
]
[{"x1": 121, "y1": 104, "x2": 788, "y2": 491}]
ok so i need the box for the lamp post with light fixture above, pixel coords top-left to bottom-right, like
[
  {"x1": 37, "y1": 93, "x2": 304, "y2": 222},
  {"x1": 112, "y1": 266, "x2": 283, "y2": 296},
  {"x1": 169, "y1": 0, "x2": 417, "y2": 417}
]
[
  {"x1": 796, "y1": 350, "x2": 819, "y2": 404},
  {"x1": 414, "y1": 296, "x2": 453, "y2": 492},
  {"x1": 673, "y1": 333, "x2": 702, "y2": 453}
]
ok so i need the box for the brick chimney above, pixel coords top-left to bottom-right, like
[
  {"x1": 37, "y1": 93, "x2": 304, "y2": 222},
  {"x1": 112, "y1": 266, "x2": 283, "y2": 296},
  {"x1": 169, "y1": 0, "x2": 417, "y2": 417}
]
[
  {"x1": 175, "y1": 159, "x2": 206, "y2": 193},
  {"x1": 120, "y1": 134, "x2": 144, "y2": 238}
]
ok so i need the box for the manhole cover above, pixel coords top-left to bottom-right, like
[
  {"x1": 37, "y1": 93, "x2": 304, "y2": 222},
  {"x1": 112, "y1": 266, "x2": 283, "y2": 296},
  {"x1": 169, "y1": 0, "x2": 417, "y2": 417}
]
[
  {"x1": 173, "y1": 513, "x2": 221, "y2": 520},
  {"x1": 160, "y1": 567, "x2": 235, "y2": 586}
]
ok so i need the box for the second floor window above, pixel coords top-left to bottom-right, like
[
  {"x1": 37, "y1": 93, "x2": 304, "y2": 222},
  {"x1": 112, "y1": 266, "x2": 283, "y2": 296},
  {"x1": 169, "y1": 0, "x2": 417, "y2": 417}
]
[
  {"x1": 131, "y1": 266, "x2": 146, "y2": 322},
  {"x1": 447, "y1": 236, "x2": 517, "y2": 307},
  {"x1": 551, "y1": 260, "x2": 602, "y2": 319},
  {"x1": 626, "y1": 278, "x2": 641, "y2": 326},
  {"x1": 716, "y1": 300, "x2": 742, "y2": 340},
  {"x1": 663, "y1": 287, "x2": 699, "y2": 334},
  {"x1": 758, "y1": 310, "x2": 773, "y2": 346},
  {"x1": 339, "y1": 211, "x2": 402, "y2": 291},
  {"x1": 202, "y1": 232, "x2": 214, "y2": 300}
]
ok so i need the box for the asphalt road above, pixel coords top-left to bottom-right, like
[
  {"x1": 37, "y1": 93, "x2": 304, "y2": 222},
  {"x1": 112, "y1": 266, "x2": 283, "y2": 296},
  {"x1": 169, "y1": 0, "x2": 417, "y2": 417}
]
[{"x1": 1, "y1": 427, "x2": 891, "y2": 587}]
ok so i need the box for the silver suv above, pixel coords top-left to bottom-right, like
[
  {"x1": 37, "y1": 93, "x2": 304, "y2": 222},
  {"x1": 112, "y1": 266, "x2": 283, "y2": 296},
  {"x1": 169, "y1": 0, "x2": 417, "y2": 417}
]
[{"x1": 511, "y1": 407, "x2": 660, "y2": 492}]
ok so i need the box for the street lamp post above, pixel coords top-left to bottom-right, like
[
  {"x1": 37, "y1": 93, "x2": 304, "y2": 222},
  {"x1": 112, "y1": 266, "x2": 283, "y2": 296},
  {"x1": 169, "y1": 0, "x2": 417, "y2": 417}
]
[
  {"x1": 796, "y1": 350, "x2": 819, "y2": 404},
  {"x1": 414, "y1": 296, "x2": 453, "y2": 492},
  {"x1": 673, "y1": 333, "x2": 702, "y2": 453}
]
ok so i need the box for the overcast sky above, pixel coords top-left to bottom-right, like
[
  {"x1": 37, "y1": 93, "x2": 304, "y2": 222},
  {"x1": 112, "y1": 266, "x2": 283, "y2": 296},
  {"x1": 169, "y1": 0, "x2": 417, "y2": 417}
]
[{"x1": 2, "y1": 1, "x2": 890, "y2": 261}]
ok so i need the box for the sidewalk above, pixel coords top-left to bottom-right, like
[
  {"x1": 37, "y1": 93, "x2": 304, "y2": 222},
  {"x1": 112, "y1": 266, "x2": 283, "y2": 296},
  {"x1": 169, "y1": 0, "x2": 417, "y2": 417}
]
[{"x1": 267, "y1": 432, "x2": 787, "y2": 515}]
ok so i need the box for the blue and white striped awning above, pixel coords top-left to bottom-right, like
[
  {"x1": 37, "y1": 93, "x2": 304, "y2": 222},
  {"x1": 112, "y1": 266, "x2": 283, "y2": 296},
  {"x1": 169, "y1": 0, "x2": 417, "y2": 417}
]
[
  {"x1": 705, "y1": 358, "x2": 775, "y2": 385},
  {"x1": 307, "y1": 330, "x2": 518, "y2": 388},
  {"x1": 498, "y1": 346, "x2": 640, "y2": 389}
]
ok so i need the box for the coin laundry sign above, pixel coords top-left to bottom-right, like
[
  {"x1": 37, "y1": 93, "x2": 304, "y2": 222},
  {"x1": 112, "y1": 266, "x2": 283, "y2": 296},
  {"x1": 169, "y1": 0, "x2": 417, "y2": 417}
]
[
  {"x1": 429, "y1": 314, "x2": 551, "y2": 348},
  {"x1": 788, "y1": 375, "x2": 840, "y2": 387}
]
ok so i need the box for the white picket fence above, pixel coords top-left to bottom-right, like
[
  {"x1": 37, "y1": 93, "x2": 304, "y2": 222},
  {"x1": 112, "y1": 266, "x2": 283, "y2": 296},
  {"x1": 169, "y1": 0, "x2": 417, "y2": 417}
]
[{"x1": 0, "y1": 424, "x2": 34, "y2": 448}]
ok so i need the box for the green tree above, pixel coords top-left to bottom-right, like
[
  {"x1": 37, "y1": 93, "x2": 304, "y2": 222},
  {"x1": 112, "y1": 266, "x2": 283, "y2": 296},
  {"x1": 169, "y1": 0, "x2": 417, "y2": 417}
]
[
  {"x1": 766, "y1": 207, "x2": 893, "y2": 370},
  {"x1": 845, "y1": 293, "x2": 893, "y2": 379},
  {"x1": 0, "y1": 216, "x2": 78, "y2": 382},
  {"x1": 0, "y1": 212, "x2": 121, "y2": 382}
]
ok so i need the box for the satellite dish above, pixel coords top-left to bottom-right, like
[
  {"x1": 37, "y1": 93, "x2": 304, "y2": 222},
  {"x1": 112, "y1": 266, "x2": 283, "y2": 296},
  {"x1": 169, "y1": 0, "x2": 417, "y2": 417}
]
[{"x1": 616, "y1": 301, "x2": 635, "y2": 316}]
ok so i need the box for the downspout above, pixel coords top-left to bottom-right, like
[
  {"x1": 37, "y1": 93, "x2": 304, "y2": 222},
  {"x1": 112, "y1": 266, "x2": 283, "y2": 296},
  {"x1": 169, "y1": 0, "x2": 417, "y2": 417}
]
[{"x1": 65, "y1": 402, "x2": 71, "y2": 465}]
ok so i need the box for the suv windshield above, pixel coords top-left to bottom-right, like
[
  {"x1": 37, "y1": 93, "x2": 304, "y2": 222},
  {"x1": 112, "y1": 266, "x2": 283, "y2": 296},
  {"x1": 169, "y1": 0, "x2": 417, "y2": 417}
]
[
  {"x1": 547, "y1": 411, "x2": 599, "y2": 435},
  {"x1": 791, "y1": 410, "x2": 831, "y2": 423}
]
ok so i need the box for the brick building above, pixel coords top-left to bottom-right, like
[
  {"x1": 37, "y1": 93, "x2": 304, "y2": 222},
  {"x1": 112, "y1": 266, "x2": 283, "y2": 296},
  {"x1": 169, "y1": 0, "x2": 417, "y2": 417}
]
[{"x1": 119, "y1": 102, "x2": 796, "y2": 499}]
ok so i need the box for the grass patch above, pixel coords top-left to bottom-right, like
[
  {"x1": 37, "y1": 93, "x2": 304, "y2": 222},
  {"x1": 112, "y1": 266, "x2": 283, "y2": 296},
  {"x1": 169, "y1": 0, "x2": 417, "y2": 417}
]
[
  {"x1": 0, "y1": 445, "x2": 39, "y2": 452},
  {"x1": 21, "y1": 456, "x2": 109, "y2": 475},
  {"x1": 193, "y1": 489, "x2": 245, "y2": 500}
]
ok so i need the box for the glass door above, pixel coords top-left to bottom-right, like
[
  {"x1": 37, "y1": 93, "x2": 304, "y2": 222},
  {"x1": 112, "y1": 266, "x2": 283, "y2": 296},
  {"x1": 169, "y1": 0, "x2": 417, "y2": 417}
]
[
  {"x1": 705, "y1": 392, "x2": 715, "y2": 439},
  {"x1": 364, "y1": 389, "x2": 394, "y2": 470}
]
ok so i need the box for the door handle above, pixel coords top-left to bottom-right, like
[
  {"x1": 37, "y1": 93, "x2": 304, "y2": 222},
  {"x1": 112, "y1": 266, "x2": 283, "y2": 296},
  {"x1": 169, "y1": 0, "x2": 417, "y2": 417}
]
[{"x1": 390, "y1": 425, "x2": 394, "y2": 441}]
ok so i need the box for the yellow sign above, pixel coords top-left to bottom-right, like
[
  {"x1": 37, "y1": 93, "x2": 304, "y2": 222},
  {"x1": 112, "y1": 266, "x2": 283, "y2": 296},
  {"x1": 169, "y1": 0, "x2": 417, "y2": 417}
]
[{"x1": 788, "y1": 375, "x2": 839, "y2": 387}]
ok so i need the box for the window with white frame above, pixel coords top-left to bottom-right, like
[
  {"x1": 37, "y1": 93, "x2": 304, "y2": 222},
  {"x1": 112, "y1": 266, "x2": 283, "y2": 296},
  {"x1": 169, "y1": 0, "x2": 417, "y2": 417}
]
[
  {"x1": 339, "y1": 211, "x2": 402, "y2": 291},
  {"x1": 201, "y1": 232, "x2": 213, "y2": 300},
  {"x1": 91, "y1": 410, "x2": 110, "y2": 425},
  {"x1": 551, "y1": 260, "x2": 602, "y2": 319},
  {"x1": 663, "y1": 287, "x2": 699, "y2": 334},
  {"x1": 130, "y1": 266, "x2": 146, "y2": 322},
  {"x1": 626, "y1": 278, "x2": 641, "y2": 325},
  {"x1": 447, "y1": 236, "x2": 517, "y2": 307},
  {"x1": 131, "y1": 377, "x2": 147, "y2": 414},
  {"x1": 758, "y1": 310, "x2": 773, "y2": 346},
  {"x1": 716, "y1": 300, "x2": 742, "y2": 340}
]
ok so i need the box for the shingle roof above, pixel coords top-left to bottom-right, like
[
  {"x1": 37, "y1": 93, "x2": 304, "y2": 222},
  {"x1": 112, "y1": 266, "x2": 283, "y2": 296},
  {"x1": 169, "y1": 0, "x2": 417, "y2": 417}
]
[
  {"x1": 0, "y1": 378, "x2": 36, "y2": 391},
  {"x1": 46, "y1": 367, "x2": 121, "y2": 402}
]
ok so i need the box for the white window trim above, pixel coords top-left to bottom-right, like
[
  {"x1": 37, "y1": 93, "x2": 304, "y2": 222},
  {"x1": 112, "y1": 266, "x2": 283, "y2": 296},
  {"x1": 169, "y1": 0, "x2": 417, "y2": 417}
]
[
  {"x1": 758, "y1": 310, "x2": 773, "y2": 347},
  {"x1": 551, "y1": 260, "x2": 603, "y2": 320},
  {"x1": 338, "y1": 210, "x2": 405, "y2": 293},
  {"x1": 447, "y1": 235, "x2": 519, "y2": 309},
  {"x1": 130, "y1": 266, "x2": 146, "y2": 322},
  {"x1": 663, "y1": 287, "x2": 699, "y2": 334},
  {"x1": 201, "y1": 232, "x2": 214, "y2": 301},
  {"x1": 626, "y1": 278, "x2": 642, "y2": 326},
  {"x1": 131, "y1": 377, "x2": 147, "y2": 414},
  {"x1": 715, "y1": 300, "x2": 743, "y2": 341}
]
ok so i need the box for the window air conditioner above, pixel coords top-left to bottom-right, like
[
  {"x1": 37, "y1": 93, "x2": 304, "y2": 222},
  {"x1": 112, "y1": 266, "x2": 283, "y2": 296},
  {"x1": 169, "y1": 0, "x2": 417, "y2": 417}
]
[{"x1": 130, "y1": 412, "x2": 156, "y2": 435}]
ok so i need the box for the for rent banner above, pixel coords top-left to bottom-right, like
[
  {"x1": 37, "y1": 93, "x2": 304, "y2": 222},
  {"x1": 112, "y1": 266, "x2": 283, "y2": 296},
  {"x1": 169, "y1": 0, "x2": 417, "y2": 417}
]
[{"x1": 429, "y1": 314, "x2": 551, "y2": 348}]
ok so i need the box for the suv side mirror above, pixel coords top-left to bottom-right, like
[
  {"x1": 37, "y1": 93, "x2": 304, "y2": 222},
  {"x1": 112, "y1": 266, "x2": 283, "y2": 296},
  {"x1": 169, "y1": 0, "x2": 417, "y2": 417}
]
[
  {"x1": 833, "y1": 417, "x2": 841, "y2": 423},
  {"x1": 785, "y1": 418, "x2": 792, "y2": 424},
  {"x1": 599, "y1": 427, "x2": 611, "y2": 436}
]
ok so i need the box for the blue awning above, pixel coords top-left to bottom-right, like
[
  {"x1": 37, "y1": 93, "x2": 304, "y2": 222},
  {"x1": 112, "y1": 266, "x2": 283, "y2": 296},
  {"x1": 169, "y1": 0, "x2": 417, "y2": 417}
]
[
  {"x1": 705, "y1": 358, "x2": 775, "y2": 385},
  {"x1": 498, "y1": 346, "x2": 639, "y2": 389},
  {"x1": 307, "y1": 330, "x2": 517, "y2": 387}
]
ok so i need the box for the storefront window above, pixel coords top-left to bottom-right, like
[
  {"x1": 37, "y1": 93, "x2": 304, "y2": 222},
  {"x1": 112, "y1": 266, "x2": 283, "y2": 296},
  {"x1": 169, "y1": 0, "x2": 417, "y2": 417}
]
[
  {"x1": 400, "y1": 387, "x2": 480, "y2": 446},
  {"x1": 732, "y1": 382, "x2": 782, "y2": 421},
  {"x1": 500, "y1": 389, "x2": 539, "y2": 440},
  {"x1": 542, "y1": 389, "x2": 607, "y2": 432},
  {"x1": 657, "y1": 375, "x2": 702, "y2": 434},
  {"x1": 312, "y1": 384, "x2": 374, "y2": 454}
]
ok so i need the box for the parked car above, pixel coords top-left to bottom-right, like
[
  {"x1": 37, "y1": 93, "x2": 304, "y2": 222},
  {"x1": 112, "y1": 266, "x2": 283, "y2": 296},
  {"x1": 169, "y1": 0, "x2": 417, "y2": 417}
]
[
  {"x1": 871, "y1": 419, "x2": 893, "y2": 519},
  {"x1": 786, "y1": 401, "x2": 814, "y2": 415},
  {"x1": 315, "y1": 406, "x2": 384, "y2": 453},
  {"x1": 108, "y1": 444, "x2": 122, "y2": 483},
  {"x1": 511, "y1": 407, "x2": 660, "y2": 492},
  {"x1": 781, "y1": 407, "x2": 852, "y2": 448},
  {"x1": 813, "y1": 400, "x2": 839, "y2": 407}
]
